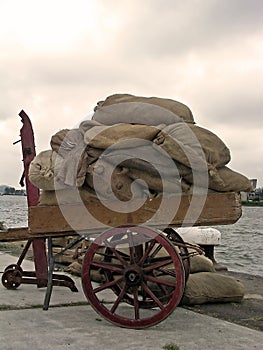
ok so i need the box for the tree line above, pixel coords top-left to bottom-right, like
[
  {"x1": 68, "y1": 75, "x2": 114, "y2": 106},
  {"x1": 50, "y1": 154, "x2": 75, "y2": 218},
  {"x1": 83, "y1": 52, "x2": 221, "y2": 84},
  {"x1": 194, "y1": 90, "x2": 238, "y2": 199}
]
[{"x1": 0, "y1": 185, "x2": 26, "y2": 196}]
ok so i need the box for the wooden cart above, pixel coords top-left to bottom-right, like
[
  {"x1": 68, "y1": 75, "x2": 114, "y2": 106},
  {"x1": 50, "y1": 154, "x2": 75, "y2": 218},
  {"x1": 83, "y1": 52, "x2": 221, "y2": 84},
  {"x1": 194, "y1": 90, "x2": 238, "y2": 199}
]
[{"x1": 0, "y1": 111, "x2": 242, "y2": 329}]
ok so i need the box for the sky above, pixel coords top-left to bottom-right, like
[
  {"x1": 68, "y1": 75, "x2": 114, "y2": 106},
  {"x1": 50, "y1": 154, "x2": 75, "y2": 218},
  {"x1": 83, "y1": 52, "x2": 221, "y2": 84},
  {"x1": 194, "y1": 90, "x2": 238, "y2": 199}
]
[{"x1": 0, "y1": 0, "x2": 262, "y2": 188}]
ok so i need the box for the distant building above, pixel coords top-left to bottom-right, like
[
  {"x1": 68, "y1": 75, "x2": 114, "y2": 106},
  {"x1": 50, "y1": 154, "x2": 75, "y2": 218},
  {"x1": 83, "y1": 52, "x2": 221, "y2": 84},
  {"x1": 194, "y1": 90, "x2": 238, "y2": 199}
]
[
  {"x1": 241, "y1": 179, "x2": 258, "y2": 201},
  {"x1": 250, "y1": 179, "x2": 257, "y2": 190}
]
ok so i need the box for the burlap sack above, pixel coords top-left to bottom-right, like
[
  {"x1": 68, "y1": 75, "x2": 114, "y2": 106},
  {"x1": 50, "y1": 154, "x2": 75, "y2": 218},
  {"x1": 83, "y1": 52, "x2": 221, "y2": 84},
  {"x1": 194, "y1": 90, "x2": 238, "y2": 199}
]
[
  {"x1": 50, "y1": 129, "x2": 70, "y2": 153},
  {"x1": 182, "y1": 272, "x2": 245, "y2": 305},
  {"x1": 188, "y1": 124, "x2": 231, "y2": 168},
  {"x1": 93, "y1": 102, "x2": 183, "y2": 126},
  {"x1": 86, "y1": 160, "x2": 146, "y2": 201},
  {"x1": 29, "y1": 150, "x2": 66, "y2": 191},
  {"x1": 153, "y1": 123, "x2": 209, "y2": 171},
  {"x1": 99, "y1": 143, "x2": 189, "y2": 195},
  {"x1": 50, "y1": 129, "x2": 88, "y2": 187},
  {"x1": 65, "y1": 261, "x2": 106, "y2": 282},
  {"x1": 86, "y1": 147, "x2": 104, "y2": 165},
  {"x1": 189, "y1": 255, "x2": 216, "y2": 274},
  {"x1": 208, "y1": 166, "x2": 253, "y2": 192},
  {"x1": 94, "y1": 93, "x2": 195, "y2": 124},
  {"x1": 64, "y1": 261, "x2": 82, "y2": 276},
  {"x1": 127, "y1": 167, "x2": 187, "y2": 193},
  {"x1": 101, "y1": 144, "x2": 179, "y2": 178},
  {"x1": 154, "y1": 123, "x2": 230, "y2": 170},
  {"x1": 83, "y1": 123, "x2": 160, "y2": 149},
  {"x1": 120, "y1": 157, "x2": 192, "y2": 179},
  {"x1": 65, "y1": 245, "x2": 106, "y2": 281},
  {"x1": 51, "y1": 126, "x2": 103, "y2": 166}
]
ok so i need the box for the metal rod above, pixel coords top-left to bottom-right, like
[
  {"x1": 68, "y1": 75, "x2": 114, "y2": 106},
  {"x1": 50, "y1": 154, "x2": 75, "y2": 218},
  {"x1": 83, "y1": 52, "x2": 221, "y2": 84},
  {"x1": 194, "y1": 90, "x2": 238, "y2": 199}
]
[
  {"x1": 43, "y1": 237, "x2": 54, "y2": 310},
  {"x1": 16, "y1": 239, "x2": 33, "y2": 266}
]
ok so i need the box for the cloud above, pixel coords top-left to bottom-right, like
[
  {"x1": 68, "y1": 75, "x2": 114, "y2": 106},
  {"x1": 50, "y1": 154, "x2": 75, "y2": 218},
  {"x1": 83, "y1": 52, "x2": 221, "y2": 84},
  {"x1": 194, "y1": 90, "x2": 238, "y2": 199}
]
[
  {"x1": 109, "y1": 0, "x2": 263, "y2": 58},
  {"x1": 0, "y1": 0, "x2": 262, "y2": 187}
]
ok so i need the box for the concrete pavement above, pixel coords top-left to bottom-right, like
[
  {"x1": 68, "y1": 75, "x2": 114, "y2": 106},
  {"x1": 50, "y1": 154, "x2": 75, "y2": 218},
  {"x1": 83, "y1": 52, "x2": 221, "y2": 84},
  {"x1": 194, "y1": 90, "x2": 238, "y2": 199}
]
[{"x1": 0, "y1": 251, "x2": 262, "y2": 350}]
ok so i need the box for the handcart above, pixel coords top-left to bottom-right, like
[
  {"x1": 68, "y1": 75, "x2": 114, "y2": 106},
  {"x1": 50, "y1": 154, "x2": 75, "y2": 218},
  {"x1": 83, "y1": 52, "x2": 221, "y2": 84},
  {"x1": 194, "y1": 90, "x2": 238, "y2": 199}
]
[{"x1": 0, "y1": 111, "x2": 242, "y2": 329}]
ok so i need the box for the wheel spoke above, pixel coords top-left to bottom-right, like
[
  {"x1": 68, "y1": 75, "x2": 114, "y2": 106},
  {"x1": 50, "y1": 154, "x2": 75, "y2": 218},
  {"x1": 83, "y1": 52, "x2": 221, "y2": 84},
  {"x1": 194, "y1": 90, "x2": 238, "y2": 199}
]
[
  {"x1": 133, "y1": 288, "x2": 140, "y2": 320},
  {"x1": 106, "y1": 247, "x2": 128, "y2": 267},
  {"x1": 93, "y1": 276, "x2": 124, "y2": 294},
  {"x1": 91, "y1": 261, "x2": 123, "y2": 273},
  {"x1": 106, "y1": 249, "x2": 130, "y2": 259},
  {"x1": 141, "y1": 282, "x2": 165, "y2": 310},
  {"x1": 145, "y1": 275, "x2": 176, "y2": 288},
  {"x1": 127, "y1": 231, "x2": 135, "y2": 264},
  {"x1": 143, "y1": 257, "x2": 173, "y2": 272},
  {"x1": 150, "y1": 243, "x2": 163, "y2": 259},
  {"x1": 110, "y1": 284, "x2": 129, "y2": 313},
  {"x1": 158, "y1": 268, "x2": 176, "y2": 277},
  {"x1": 138, "y1": 239, "x2": 156, "y2": 266}
]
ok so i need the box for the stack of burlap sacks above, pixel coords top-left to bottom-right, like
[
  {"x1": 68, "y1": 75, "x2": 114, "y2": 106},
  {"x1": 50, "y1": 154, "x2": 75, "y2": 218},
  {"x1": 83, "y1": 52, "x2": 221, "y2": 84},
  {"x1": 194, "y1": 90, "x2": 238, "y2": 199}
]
[
  {"x1": 29, "y1": 93, "x2": 249, "y2": 304},
  {"x1": 29, "y1": 93, "x2": 252, "y2": 205}
]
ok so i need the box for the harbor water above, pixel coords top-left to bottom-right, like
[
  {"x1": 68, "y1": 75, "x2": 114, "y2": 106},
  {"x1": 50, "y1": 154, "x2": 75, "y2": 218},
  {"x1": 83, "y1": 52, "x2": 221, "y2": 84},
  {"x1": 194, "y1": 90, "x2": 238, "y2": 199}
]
[{"x1": 0, "y1": 195, "x2": 262, "y2": 277}]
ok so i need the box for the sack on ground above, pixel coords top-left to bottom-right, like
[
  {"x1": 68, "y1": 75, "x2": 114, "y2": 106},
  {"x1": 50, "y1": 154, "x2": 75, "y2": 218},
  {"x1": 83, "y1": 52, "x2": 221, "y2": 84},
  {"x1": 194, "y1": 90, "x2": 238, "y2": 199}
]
[
  {"x1": 182, "y1": 272, "x2": 245, "y2": 305},
  {"x1": 189, "y1": 255, "x2": 216, "y2": 274}
]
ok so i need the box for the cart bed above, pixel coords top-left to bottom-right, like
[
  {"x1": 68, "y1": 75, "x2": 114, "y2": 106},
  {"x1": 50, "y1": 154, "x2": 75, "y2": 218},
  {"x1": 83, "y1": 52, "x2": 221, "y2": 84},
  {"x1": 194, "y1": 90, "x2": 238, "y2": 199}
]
[{"x1": 29, "y1": 192, "x2": 241, "y2": 233}]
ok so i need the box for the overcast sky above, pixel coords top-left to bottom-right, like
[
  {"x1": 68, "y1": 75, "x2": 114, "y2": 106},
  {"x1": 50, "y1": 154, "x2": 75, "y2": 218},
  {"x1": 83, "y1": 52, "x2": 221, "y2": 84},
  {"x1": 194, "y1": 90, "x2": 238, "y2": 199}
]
[{"x1": 0, "y1": 0, "x2": 262, "y2": 188}]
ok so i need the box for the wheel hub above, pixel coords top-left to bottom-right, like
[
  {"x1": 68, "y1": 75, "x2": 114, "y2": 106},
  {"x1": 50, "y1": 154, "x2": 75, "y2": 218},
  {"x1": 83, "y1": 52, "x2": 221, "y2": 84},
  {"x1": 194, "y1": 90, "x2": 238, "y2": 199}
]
[
  {"x1": 2, "y1": 269, "x2": 22, "y2": 290},
  {"x1": 124, "y1": 266, "x2": 142, "y2": 286}
]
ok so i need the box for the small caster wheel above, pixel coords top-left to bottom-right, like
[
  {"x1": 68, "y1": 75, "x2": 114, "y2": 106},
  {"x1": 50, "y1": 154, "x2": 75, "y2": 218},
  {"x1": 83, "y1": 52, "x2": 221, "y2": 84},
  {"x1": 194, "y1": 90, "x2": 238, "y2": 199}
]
[
  {"x1": 2, "y1": 269, "x2": 23, "y2": 290},
  {"x1": 4, "y1": 264, "x2": 23, "y2": 273}
]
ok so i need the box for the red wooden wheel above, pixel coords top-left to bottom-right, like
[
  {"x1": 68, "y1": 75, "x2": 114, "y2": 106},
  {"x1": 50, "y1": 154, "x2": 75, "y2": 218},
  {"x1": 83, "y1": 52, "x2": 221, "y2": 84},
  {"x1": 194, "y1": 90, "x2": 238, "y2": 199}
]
[{"x1": 82, "y1": 226, "x2": 185, "y2": 329}]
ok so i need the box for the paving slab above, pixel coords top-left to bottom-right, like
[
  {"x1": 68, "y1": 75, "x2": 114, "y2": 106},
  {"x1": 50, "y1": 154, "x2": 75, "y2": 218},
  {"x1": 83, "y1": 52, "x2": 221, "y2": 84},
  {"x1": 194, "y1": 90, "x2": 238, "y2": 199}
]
[
  {"x1": 1, "y1": 304, "x2": 263, "y2": 350},
  {"x1": 0, "y1": 251, "x2": 87, "y2": 308}
]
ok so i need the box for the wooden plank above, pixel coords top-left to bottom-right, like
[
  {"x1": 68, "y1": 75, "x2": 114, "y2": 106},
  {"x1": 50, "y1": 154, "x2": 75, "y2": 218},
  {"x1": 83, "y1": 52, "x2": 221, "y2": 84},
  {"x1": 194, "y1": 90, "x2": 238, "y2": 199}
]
[
  {"x1": 28, "y1": 192, "x2": 242, "y2": 234},
  {"x1": 0, "y1": 227, "x2": 79, "y2": 242}
]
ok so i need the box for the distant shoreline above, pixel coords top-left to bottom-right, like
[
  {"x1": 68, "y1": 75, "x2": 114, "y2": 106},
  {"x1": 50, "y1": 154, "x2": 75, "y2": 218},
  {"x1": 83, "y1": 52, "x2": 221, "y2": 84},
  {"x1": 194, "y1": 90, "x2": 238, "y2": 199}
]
[
  {"x1": 242, "y1": 201, "x2": 263, "y2": 207},
  {"x1": 0, "y1": 193, "x2": 26, "y2": 197}
]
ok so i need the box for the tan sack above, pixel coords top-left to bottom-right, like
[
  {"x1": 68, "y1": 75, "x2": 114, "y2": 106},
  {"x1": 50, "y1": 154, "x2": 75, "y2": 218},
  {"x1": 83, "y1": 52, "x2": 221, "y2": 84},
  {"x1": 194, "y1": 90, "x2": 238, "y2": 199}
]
[
  {"x1": 189, "y1": 255, "x2": 216, "y2": 274},
  {"x1": 100, "y1": 144, "x2": 186, "y2": 194},
  {"x1": 182, "y1": 272, "x2": 245, "y2": 305},
  {"x1": 29, "y1": 150, "x2": 66, "y2": 190},
  {"x1": 154, "y1": 123, "x2": 209, "y2": 172},
  {"x1": 86, "y1": 160, "x2": 146, "y2": 201},
  {"x1": 188, "y1": 124, "x2": 231, "y2": 168},
  {"x1": 127, "y1": 167, "x2": 188, "y2": 193},
  {"x1": 94, "y1": 93, "x2": 195, "y2": 124},
  {"x1": 154, "y1": 123, "x2": 230, "y2": 170},
  {"x1": 92, "y1": 102, "x2": 182, "y2": 126},
  {"x1": 83, "y1": 123, "x2": 160, "y2": 149},
  {"x1": 208, "y1": 166, "x2": 253, "y2": 192},
  {"x1": 50, "y1": 129, "x2": 70, "y2": 153},
  {"x1": 64, "y1": 261, "x2": 82, "y2": 276},
  {"x1": 50, "y1": 128, "x2": 88, "y2": 187}
]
